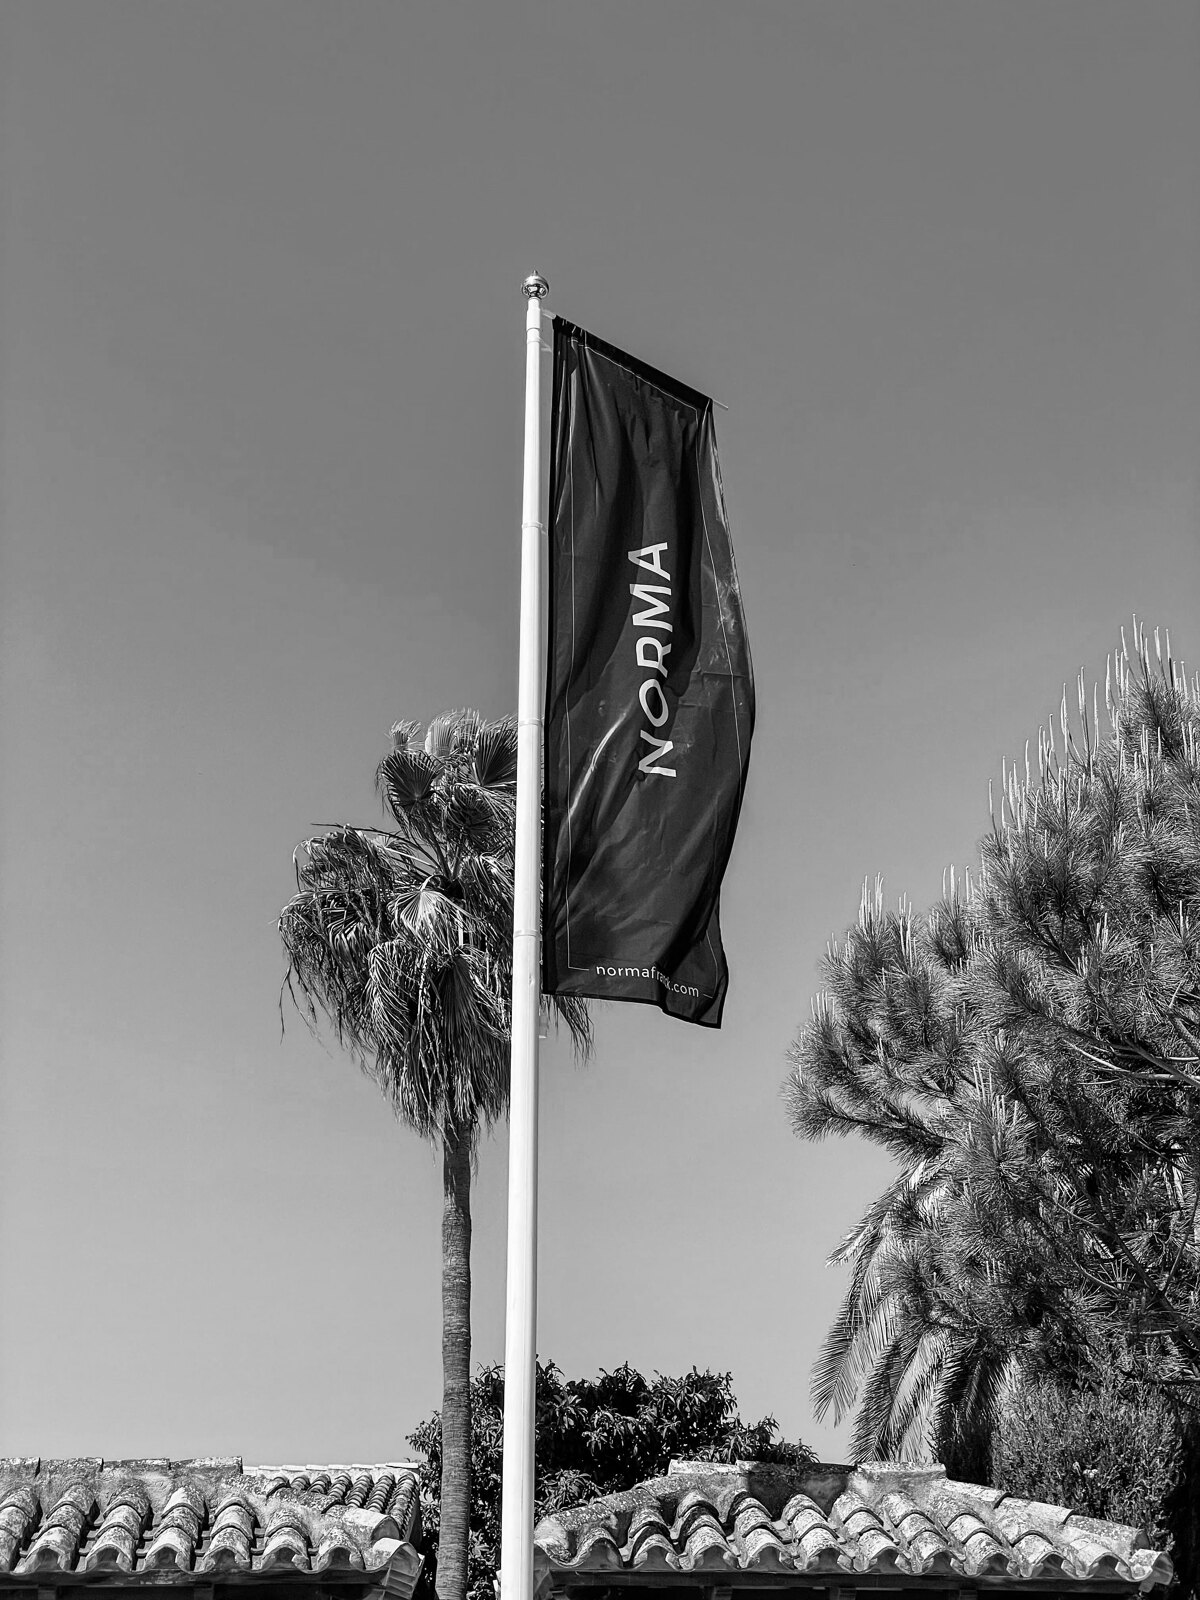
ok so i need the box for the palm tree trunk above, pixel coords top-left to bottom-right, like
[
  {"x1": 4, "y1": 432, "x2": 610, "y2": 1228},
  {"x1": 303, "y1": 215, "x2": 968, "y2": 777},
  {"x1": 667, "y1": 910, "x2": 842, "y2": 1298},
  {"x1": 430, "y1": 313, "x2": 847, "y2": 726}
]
[{"x1": 437, "y1": 1123, "x2": 473, "y2": 1600}]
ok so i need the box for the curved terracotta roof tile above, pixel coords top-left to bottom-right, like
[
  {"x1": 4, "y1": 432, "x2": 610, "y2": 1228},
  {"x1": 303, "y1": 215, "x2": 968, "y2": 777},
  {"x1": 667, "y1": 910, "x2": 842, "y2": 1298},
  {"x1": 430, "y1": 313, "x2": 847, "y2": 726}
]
[
  {"x1": 531, "y1": 1460, "x2": 1173, "y2": 1594},
  {"x1": 626, "y1": 1505, "x2": 668, "y2": 1537},
  {"x1": 388, "y1": 1473, "x2": 420, "y2": 1538},
  {"x1": 779, "y1": 1491, "x2": 834, "y2": 1541},
  {"x1": 672, "y1": 1501, "x2": 724, "y2": 1548},
  {"x1": 959, "y1": 1525, "x2": 1010, "y2": 1576},
  {"x1": 82, "y1": 1489, "x2": 150, "y2": 1573},
  {"x1": 0, "y1": 1456, "x2": 422, "y2": 1595},
  {"x1": 738, "y1": 1524, "x2": 791, "y2": 1570},
  {"x1": 905, "y1": 1538, "x2": 958, "y2": 1577},
  {"x1": 312, "y1": 1531, "x2": 365, "y2": 1574},
  {"x1": 20, "y1": 1484, "x2": 94, "y2": 1575},
  {"x1": 628, "y1": 1532, "x2": 674, "y2": 1571},
  {"x1": 0, "y1": 1489, "x2": 39, "y2": 1573},
  {"x1": 1134, "y1": 1550, "x2": 1176, "y2": 1587},
  {"x1": 681, "y1": 1528, "x2": 737, "y2": 1571},
  {"x1": 366, "y1": 1473, "x2": 397, "y2": 1513},
  {"x1": 261, "y1": 1529, "x2": 310, "y2": 1571},
  {"x1": 573, "y1": 1522, "x2": 624, "y2": 1568},
  {"x1": 197, "y1": 1493, "x2": 256, "y2": 1573},
  {"x1": 347, "y1": 1473, "x2": 375, "y2": 1509}
]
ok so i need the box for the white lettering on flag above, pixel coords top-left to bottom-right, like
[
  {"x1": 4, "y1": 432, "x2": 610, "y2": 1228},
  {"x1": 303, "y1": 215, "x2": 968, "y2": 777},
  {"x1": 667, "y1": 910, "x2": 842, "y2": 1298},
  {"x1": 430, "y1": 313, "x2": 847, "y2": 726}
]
[
  {"x1": 628, "y1": 584, "x2": 672, "y2": 630},
  {"x1": 638, "y1": 731, "x2": 677, "y2": 777},
  {"x1": 628, "y1": 544, "x2": 671, "y2": 579},
  {"x1": 636, "y1": 636, "x2": 671, "y2": 676},
  {"x1": 629, "y1": 547, "x2": 676, "y2": 779},
  {"x1": 638, "y1": 680, "x2": 670, "y2": 727}
]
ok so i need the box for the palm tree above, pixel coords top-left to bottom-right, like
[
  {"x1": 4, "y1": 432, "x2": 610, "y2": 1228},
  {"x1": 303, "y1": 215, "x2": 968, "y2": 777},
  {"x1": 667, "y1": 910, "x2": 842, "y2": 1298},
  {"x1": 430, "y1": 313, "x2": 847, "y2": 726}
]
[
  {"x1": 810, "y1": 1156, "x2": 1031, "y2": 1474},
  {"x1": 279, "y1": 710, "x2": 589, "y2": 1600}
]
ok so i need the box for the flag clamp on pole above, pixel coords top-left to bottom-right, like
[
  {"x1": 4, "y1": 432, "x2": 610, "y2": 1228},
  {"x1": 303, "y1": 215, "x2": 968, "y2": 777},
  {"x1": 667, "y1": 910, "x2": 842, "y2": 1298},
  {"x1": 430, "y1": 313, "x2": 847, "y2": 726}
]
[{"x1": 499, "y1": 270, "x2": 549, "y2": 1600}]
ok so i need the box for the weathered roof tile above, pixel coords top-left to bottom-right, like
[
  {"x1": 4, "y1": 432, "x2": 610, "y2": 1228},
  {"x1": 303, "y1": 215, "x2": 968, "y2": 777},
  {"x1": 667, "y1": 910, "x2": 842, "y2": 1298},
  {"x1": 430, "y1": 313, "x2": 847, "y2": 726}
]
[
  {"x1": 573, "y1": 1523, "x2": 623, "y2": 1568},
  {"x1": 82, "y1": 1485, "x2": 150, "y2": 1573},
  {"x1": 736, "y1": 1522, "x2": 790, "y2": 1571},
  {"x1": 0, "y1": 1458, "x2": 422, "y2": 1594},
  {"x1": 532, "y1": 1459, "x2": 1173, "y2": 1596}
]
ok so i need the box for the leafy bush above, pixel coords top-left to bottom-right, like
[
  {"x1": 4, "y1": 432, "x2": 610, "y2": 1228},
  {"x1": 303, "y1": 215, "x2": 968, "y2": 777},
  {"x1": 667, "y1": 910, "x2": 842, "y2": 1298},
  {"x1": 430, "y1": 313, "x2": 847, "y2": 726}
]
[
  {"x1": 409, "y1": 1360, "x2": 812, "y2": 1600},
  {"x1": 993, "y1": 1360, "x2": 1186, "y2": 1546}
]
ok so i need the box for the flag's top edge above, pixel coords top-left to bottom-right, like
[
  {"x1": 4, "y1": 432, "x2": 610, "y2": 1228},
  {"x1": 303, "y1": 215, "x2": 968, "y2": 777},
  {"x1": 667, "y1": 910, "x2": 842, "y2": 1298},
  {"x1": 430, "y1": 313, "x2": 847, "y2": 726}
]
[{"x1": 552, "y1": 316, "x2": 712, "y2": 414}]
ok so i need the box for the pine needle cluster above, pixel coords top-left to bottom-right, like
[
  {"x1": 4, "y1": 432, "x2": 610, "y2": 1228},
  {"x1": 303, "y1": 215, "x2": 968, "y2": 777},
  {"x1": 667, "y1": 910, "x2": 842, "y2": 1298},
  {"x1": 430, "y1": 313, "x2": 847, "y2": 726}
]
[{"x1": 785, "y1": 623, "x2": 1200, "y2": 1471}]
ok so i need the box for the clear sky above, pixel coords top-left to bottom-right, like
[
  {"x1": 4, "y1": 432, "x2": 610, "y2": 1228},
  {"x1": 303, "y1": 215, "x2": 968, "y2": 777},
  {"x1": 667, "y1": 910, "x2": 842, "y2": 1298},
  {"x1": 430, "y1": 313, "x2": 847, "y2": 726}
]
[{"x1": 1, "y1": 1, "x2": 1197, "y2": 1466}]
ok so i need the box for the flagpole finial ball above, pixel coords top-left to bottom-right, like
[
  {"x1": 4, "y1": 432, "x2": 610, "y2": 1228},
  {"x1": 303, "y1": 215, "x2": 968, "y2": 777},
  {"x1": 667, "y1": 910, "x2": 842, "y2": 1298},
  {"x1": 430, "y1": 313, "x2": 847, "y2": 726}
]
[{"x1": 522, "y1": 273, "x2": 549, "y2": 300}]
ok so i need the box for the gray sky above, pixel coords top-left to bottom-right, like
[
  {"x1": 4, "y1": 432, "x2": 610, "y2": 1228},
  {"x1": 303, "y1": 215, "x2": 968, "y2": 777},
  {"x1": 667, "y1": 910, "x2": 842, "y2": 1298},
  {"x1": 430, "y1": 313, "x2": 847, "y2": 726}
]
[{"x1": 1, "y1": 0, "x2": 1197, "y2": 1465}]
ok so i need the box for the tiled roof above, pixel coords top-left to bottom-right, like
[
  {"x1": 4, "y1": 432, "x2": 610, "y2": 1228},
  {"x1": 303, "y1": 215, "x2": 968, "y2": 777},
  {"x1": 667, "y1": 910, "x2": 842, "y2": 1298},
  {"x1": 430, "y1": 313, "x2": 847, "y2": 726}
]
[
  {"x1": 533, "y1": 1461, "x2": 1173, "y2": 1594},
  {"x1": 0, "y1": 1458, "x2": 422, "y2": 1593}
]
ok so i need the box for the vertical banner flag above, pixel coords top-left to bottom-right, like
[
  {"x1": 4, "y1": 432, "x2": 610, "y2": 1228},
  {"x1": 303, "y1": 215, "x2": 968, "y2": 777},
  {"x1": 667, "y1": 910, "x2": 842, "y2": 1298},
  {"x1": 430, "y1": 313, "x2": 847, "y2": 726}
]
[{"x1": 543, "y1": 319, "x2": 755, "y2": 1027}]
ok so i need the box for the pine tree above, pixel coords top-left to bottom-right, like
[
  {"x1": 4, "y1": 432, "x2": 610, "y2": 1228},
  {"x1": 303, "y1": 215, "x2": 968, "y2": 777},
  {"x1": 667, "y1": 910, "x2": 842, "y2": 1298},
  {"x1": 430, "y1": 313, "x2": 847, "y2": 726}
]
[{"x1": 786, "y1": 623, "x2": 1200, "y2": 1472}]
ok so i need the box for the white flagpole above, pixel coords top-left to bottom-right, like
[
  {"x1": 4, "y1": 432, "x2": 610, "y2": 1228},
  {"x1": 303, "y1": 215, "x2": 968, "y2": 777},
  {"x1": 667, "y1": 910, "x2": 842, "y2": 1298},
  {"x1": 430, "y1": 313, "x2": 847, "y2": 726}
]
[{"x1": 499, "y1": 270, "x2": 549, "y2": 1600}]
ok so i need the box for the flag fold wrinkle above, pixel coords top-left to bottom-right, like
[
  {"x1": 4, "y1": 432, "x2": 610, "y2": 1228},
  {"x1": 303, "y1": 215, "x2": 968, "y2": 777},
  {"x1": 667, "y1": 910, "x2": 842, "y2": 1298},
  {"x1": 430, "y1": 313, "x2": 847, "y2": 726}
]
[{"x1": 542, "y1": 318, "x2": 755, "y2": 1027}]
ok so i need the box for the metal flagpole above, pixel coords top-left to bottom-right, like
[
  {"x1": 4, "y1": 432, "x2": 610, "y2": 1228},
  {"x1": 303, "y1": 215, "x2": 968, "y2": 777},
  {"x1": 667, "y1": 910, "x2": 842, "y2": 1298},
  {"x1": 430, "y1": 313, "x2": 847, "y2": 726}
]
[{"x1": 499, "y1": 270, "x2": 549, "y2": 1600}]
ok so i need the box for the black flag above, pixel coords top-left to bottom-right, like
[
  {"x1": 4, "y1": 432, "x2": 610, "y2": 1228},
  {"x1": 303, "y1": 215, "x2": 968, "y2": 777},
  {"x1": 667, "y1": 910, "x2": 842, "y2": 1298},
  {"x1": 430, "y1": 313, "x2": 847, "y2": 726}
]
[{"x1": 542, "y1": 319, "x2": 755, "y2": 1027}]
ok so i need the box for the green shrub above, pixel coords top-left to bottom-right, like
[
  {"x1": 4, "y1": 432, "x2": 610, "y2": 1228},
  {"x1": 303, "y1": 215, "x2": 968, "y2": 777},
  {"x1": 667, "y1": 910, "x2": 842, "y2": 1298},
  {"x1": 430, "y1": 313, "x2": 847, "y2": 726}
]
[
  {"x1": 992, "y1": 1360, "x2": 1192, "y2": 1575},
  {"x1": 409, "y1": 1360, "x2": 811, "y2": 1600}
]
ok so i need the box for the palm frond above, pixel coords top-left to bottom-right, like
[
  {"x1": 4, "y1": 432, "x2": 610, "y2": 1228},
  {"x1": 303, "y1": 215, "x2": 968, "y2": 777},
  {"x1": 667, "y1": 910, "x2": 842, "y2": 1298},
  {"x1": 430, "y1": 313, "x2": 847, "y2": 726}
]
[
  {"x1": 473, "y1": 716, "x2": 519, "y2": 790},
  {"x1": 425, "y1": 709, "x2": 480, "y2": 761},
  {"x1": 281, "y1": 708, "x2": 591, "y2": 1147},
  {"x1": 377, "y1": 747, "x2": 438, "y2": 821},
  {"x1": 390, "y1": 719, "x2": 422, "y2": 752}
]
